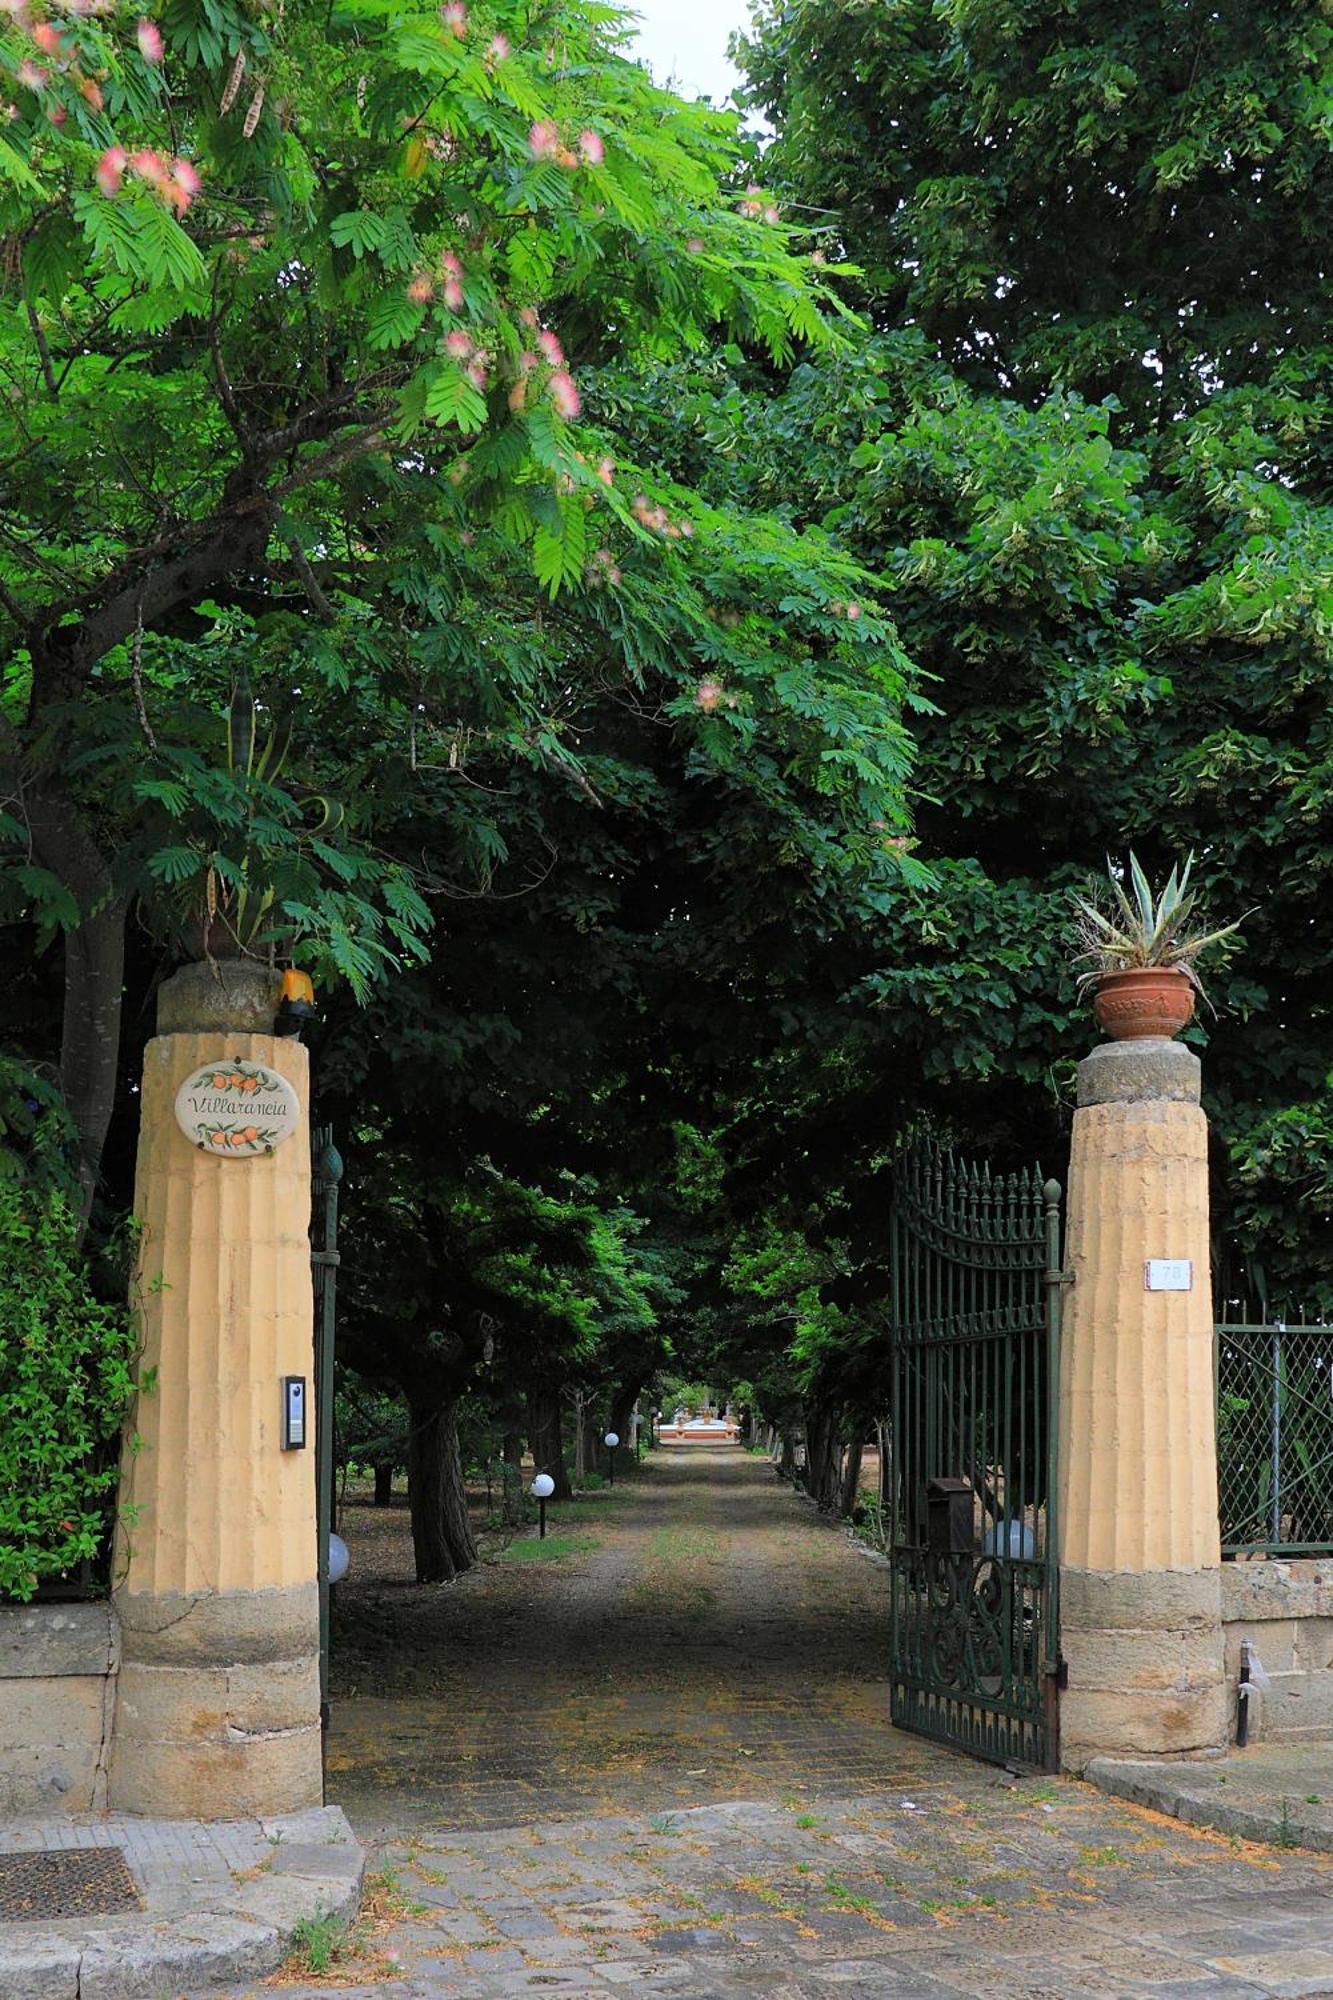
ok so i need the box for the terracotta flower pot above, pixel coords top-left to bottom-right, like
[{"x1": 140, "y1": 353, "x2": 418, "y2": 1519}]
[{"x1": 1092, "y1": 966, "x2": 1195, "y2": 1041}]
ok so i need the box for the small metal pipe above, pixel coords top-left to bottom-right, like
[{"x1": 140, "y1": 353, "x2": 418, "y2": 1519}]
[
  {"x1": 1270, "y1": 1326, "x2": 1284, "y2": 1549},
  {"x1": 1237, "y1": 1636, "x2": 1251, "y2": 1749}
]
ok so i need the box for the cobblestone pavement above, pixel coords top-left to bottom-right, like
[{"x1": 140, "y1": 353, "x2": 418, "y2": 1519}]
[{"x1": 229, "y1": 1448, "x2": 1333, "y2": 1997}]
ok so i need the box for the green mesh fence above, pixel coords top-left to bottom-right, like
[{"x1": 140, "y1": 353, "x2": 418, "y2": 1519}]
[{"x1": 1216, "y1": 1318, "x2": 1333, "y2": 1556}]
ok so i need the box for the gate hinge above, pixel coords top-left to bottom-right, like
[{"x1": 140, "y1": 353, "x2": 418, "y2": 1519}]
[
  {"x1": 1042, "y1": 1655, "x2": 1068, "y2": 1691},
  {"x1": 1046, "y1": 1270, "x2": 1075, "y2": 1287}
]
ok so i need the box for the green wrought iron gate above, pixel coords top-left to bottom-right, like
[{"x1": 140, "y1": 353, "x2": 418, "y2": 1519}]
[{"x1": 888, "y1": 1147, "x2": 1065, "y2": 1770}]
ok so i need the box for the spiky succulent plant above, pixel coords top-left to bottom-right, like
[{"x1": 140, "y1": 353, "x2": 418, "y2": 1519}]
[{"x1": 1071, "y1": 852, "x2": 1246, "y2": 1000}]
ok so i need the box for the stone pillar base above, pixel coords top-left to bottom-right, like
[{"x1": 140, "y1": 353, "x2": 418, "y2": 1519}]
[
  {"x1": 108, "y1": 1586, "x2": 322, "y2": 1819},
  {"x1": 1060, "y1": 1567, "x2": 1228, "y2": 1773}
]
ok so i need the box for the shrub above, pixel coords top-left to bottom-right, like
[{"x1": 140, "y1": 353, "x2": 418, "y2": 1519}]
[{"x1": 0, "y1": 1185, "x2": 138, "y2": 1601}]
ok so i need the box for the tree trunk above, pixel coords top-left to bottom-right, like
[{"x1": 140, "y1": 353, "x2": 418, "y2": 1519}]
[
  {"x1": 373, "y1": 1461, "x2": 393, "y2": 1506},
  {"x1": 778, "y1": 1429, "x2": 796, "y2": 1480},
  {"x1": 501, "y1": 1427, "x2": 524, "y2": 1526},
  {"x1": 609, "y1": 1381, "x2": 640, "y2": 1450},
  {"x1": 580, "y1": 1406, "x2": 601, "y2": 1483},
  {"x1": 406, "y1": 1391, "x2": 477, "y2": 1581},
  {"x1": 877, "y1": 1420, "x2": 892, "y2": 1509},
  {"x1": 839, "y1": 1430, "x2": 866, "y2": 1518},
  {"x1": 569, "y1": 1388, "x2": 588, "y2": 1487},
  {"x1": 527, "y1": 1387, "x2": 572, "y2": 1500},
  {"x1": 804, "y1": 1403, "x2": 844, "y2": 1511},
  {"x1": 24, "y1": 782, "x2": 127, "y2": 1232}
]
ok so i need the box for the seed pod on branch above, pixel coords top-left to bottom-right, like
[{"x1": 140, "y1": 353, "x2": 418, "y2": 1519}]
[{"x1": 220, "y1": 47, "x2": 246, "y2": 115}]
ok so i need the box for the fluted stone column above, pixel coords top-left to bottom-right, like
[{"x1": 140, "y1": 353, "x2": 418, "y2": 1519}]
[
  {"x1": 107, "y1": 963, "x2": 322, "y2": 1817},
  {"x1": 1056, "y1": 1036, "x2": 1228, "y2": 1771}
]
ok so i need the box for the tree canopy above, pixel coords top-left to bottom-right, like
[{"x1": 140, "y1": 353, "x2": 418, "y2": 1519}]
[{"x1": 3, "y1": 0, "x2": 1331, "y2": 1588}]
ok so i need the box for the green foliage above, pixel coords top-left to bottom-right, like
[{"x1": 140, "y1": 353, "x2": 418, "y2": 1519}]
[
  {"x1": 286, "y1": 1911, "x2": 352, "y2": 1978},
  {"x1": 502, "y1": 1532, "x2": 598, "y2": 1563},
  {"x1": 0, "y1": 1186, "x2": 137, "y2": 1601},
  {"x1": 0, "y1": 1057, "x2": 78, "y2": 1191},
  {"x1": 0, "y1": 0, "x2": 925, "y2": 1226}
]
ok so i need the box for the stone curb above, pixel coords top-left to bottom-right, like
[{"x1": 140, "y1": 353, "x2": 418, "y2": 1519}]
[
  {"x1": 1086, "y1": 1756, "x2": 1333, "y2": 1853},
  {"x1": 0, "y1": 1806, "x2": 365, "y2": 1999}
]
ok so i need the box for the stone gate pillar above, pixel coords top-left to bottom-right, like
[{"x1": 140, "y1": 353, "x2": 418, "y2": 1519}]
[
  {"x1": 107, "y1": 963, "x2": 322, "y2": 1817},
  {"x1": 1056, "y1": 1037, "x2": 1228, "y2": 1771}
]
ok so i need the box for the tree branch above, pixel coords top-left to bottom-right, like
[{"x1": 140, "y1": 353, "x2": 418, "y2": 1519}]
[{"x1": 26, "y1": 303, "x2": 57, "y2": 400}]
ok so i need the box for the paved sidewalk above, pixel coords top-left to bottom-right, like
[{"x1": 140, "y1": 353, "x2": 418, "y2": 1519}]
[
  {"x1": 222, "y1": 1787, "x2": 1333, "y2": 1999},
  {"x1": 0, "y1": 1804, "x2": 362, "y2": 1997},
  {"x1": 1092, "y1": 1743, "x2": 1333, "y2": 1854}
]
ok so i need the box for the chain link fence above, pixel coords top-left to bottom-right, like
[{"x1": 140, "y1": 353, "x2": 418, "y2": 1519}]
[{"x1": 1216, "y1": 1316, "x2": 1333, "y2": 1556}]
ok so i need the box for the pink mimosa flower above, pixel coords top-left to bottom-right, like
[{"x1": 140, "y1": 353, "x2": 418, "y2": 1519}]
[
  {"x1": 46, "y1": 101, "x2": 66, "y2": 123},
  {"x1": 407, "y1": 275, "x2": 434, "y2": 303},
  {"x1": 17, "y1": 61, "x2": 48, "y2": 86},
  {"x1": 445, "y1": 329, "x2": 472, "y2": 357},
  {"x1": 467, "y1": 360, "x2": 488, "y2": 390},
  {"x1": 136, "y1": 16, "x2": 162, "y2": 60},
  {"x1": 32, "y1": 21, "x2": 63, "y2": 55},
  {"x1": 441, "y1": 1, "x2": 466, "y2": 35},
  {"x1": 487, "y1": 32, "x2": 508, "y2": 59},
  {"x1": 578, "y1": 128, "x2": 603, "y2": 166},
  {"x1": 528, "y1": 119, "x2": 559, "y2": 160},
  {"x1": 694, "y1": 680, "x2": 723, "y2": 713},
  {"x1": 548, "y1": 370, "x2": 579, "y2": 419},
  {"x1": 129, "y1": 147, "x2": 163, "y2": 181},
  {"x1": 596, "y1": 455, "x2": 614, "y2": 487},
  {"x1": 537, "y1": 328, "x2": 563, "y2": 366},
  {"x1": 78, "y1": 75, "x2": 102, "y2": 108},
  {"x1": 518, "y1": 305, "x2": 538, "y2": 328},
  {"x1": 687, "y1": 236, "x2": 703, "y2": 254},
  {"x1": 171, "y1": 156, "x2": 200, "y2": 201},
  {"x1": 96, "y1": 143, "x2": 125, "y2": 194}
]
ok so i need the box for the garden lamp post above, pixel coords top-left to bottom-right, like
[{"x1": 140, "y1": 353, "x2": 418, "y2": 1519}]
[
  {"x1": 531, "y1": 1471, "x2": 555, "y2": 1539},
  {"x1": 604, "y1": 1430, "x2": 619, "y2": 1486}
]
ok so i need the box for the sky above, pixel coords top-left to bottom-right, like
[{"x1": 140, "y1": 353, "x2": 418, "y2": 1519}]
[{"x1": 628, "y1": 0, "x2": 755, "y2": 106}]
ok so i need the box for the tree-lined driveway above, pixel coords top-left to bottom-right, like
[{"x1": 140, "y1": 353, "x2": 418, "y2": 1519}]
[
  {"x1": 270, "y1": 1447, "x2": 1333, "y2": 1998},
  {"x1": 328, "y1": 1442, "x2": 921, "y2": 1832}
]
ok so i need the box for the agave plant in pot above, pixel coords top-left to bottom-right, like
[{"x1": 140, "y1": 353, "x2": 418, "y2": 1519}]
[{"x1": 1072, "y1": 852, "x2": 1245, "y2": 1041}]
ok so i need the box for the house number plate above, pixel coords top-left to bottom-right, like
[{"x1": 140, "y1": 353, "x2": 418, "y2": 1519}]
[
  {"x1": 174, "y1": 1060, "x2": 300, "y2": 1156},
  {"x1": 1145, "y1": 1258, "x2": 1193, "y2": 1292}
]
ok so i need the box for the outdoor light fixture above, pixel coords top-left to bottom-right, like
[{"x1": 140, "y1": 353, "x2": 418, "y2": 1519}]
[
  {"x1": 604, "y1": 1430, "x2": 619, "y2": 1486},
  {"x1": 276, "y1": 967, "x2": 317, "y2": 1040},
  {"x1": 531, "y1": 1470, "x2": 555, "y2": 1537},
  {"x1": 328, "y1": 1532, "x2": 350, "y2": 1584}
]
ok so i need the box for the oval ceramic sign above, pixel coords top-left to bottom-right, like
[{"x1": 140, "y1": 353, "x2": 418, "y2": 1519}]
[{"x1": 173, "y1": 1060, "x2": 300, "y2": 1157}]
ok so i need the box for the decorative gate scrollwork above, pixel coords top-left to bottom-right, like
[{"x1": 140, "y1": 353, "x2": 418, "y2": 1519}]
[{"x1": 887, "y1": 1146, "x2": 1064, "y2": 1770}]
